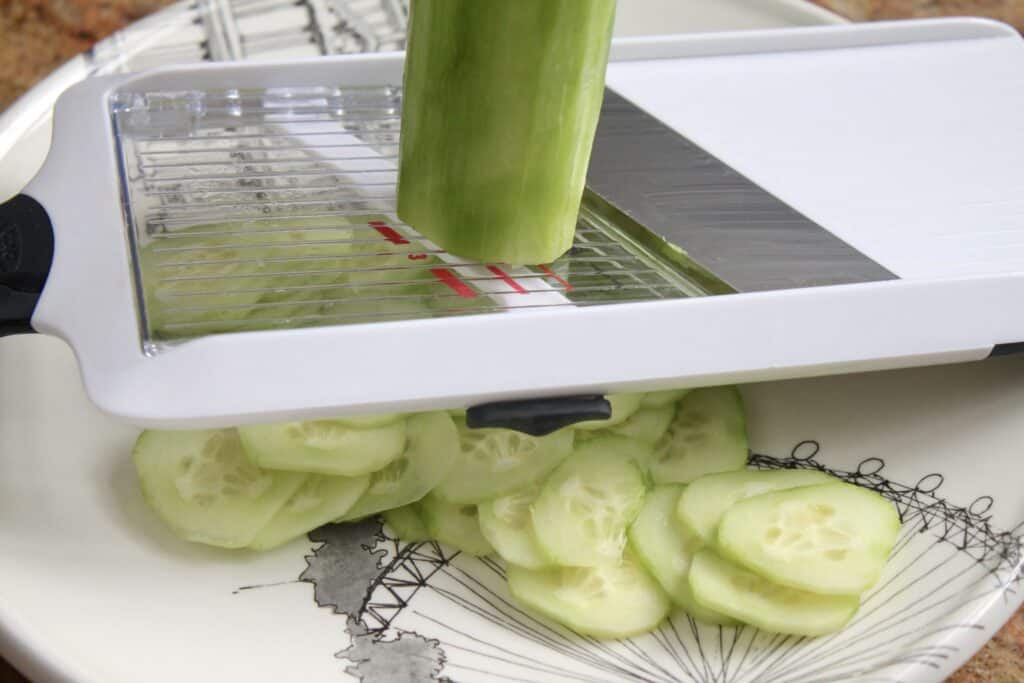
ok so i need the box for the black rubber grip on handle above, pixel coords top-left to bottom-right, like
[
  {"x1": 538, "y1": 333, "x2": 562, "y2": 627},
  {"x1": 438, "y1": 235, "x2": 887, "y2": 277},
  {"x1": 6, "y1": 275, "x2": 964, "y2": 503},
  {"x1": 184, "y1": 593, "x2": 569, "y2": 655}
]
[
  {"x1": 0, "y1": 195, "x2": 54, "y2": 337},
  {"x1": 466, "y1": 395, "x2": 612, "y2": 436}
]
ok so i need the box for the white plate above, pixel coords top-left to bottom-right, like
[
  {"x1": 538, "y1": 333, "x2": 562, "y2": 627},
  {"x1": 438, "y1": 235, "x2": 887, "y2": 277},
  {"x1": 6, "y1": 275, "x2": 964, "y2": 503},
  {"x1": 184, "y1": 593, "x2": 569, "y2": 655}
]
[{"x1": 6, "y1": 2, "x2": 1023, "y2": 683}]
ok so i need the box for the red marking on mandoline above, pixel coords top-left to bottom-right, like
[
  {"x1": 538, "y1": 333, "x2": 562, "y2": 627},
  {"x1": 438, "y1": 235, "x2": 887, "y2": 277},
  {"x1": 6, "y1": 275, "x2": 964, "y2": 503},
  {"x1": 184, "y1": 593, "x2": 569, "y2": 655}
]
[
  {"x1": 431, "y1": 269, "x2": 477, "y2": 298},
  {"x1": 487, "y1": 266, "x2": 527, "y2": 294},
  {"x1": 369, "y1": 221, "x2": 410, "y2": 245},
  {"x1": 539, "y1": 264, "x2": 573, "y2": 291}
]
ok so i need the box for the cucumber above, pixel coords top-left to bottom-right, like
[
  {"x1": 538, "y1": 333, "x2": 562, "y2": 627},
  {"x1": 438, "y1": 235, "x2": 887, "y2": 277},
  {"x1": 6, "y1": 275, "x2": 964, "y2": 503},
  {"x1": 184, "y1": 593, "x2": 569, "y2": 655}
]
[
  {"x1": 238, "y1": 418, "x2": 406, "y2": 477},
  {"x1": 477, "y1": 484, "x2": 550, "y2": 569},
  {"x1": 249, "y1": 473, "x2": 370, "y2": 550},
  {"x1": 677, "y1": 469, "x2": 837, "y2": 544},
  {"x1": 420, "y1": 493, "x2": 494, "y2": 556},
  {"x1": 431, "y1": 421, "x2": 575, "y2": 503},
  {"x1": 397, "y1": 0, "x2": 617, "y2": 265},
  {"x1": 333, "y1": 413, "x2": 404, "y2": 428},
  {"x1": 532, "y1": 436, "x2": 647, "y2": 567},
  {"x1": 607, "y1": 403, "x2": 676, "y2": 445},
  {"x1": 648, "y1": 386, "x2": 748, "y2": 484},
  {"x1": 133, "y1": 429, "x2": 306, "y2": 548},
  {"x1": 641, "y1": 389, "x2": 691, "y2": 408},
  {"x1": 627, "y1": 486, "x2": 736, "y2": 625},
  {"x1": 339, "y1": 412, "x2": 459, "y2": 521},
  {"x1": 689, "y1": 550, "x2": 859, "y2": 637},
  {"x1": 507, "y1": 550, "x2": 671, "y2": 639},
  {"x1": 382, "y1": 504, "x2": 431, "y2": 543},
  {"x1": 574, "y1": 393, "x2": 644, "y2": 431},
  {"x1": 717, "y1": 482, "x2": 901, "y2": 596}
]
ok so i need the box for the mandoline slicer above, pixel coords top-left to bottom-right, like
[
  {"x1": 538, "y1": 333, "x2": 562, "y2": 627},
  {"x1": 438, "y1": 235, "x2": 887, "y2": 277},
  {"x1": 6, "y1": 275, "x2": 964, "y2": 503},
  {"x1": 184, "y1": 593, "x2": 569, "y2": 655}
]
[{"x1": 2, "y1": 17, "x2": 1024, "y2": 429}]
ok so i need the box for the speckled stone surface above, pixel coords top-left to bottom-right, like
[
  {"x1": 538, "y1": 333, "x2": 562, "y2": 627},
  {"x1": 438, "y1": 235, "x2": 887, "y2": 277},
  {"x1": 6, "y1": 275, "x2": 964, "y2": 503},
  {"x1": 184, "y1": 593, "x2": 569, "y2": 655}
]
[{"x1": 0, "y1": 1, "x2": 1022, "y2": 682}]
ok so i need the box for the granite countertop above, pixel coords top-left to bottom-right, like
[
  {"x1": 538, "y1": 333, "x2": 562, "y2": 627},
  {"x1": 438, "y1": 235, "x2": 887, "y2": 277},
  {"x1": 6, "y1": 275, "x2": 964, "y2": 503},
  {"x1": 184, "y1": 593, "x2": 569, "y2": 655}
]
[{"x1": 1, "y1": 1, "x2": 1023, "y2": 682}]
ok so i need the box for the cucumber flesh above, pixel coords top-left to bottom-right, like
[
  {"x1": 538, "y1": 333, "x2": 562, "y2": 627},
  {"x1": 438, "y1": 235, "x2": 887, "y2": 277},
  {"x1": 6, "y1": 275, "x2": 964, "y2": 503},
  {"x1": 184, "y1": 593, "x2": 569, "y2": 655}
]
[
  {"x1": 333, "y1": 413, "x2": 404, "y2": 428},
  {"x1": 649, "y1": 386, "x2": 748, "y2": 484},
  {"x1": 340, "y1": 412, "x2": 459, "y2": 521},
  {"x1": 477, "y1": 484, "x2": 550, "y2": 569},
  {"x1": 238, "y1": 418, "x2": 406, "y2": 476},
  {"x1": 420, "y1": 494, "x2": 494, "y2": 557},
  {"x1": 431, "y1": 421, "x2": 574, "y2": 503},
  {"x1": 627, "y1": 485, "x2": 736, "y2": 625},
  {"x1": 574, "y1": 393, "x2": 643, "y2": 431},
  {"x1": 507, "y1": 550, "x2": 670, "y2": 639},
  {"x1": 717, "y1": 482, "x2": 901, "y2": 596},
  {"x1": 397, "y1": 0, "x2": 617, "y2": 265},
  {"x1": 133, "y1": 429, "x2": 306, "y2": 548},
  {"x1": 606, "y1": 403, "x2": 676, "y2": 445},
  {"x1": 677, "y1": 469, "x2": 837, "y2": 544},
  {"x1": 532, "y1": 436, "x2": 647, "y2": 567},
  {"x1": 641, "y1": 389, "x2": 691, "y2": 408},
  {"x1": 383, "y1": 504, "x2": 431, "y2": 543},
  {"x1": 689, "y1": 550, "x2": 859, "y2": 637},
  {"x1": 249, "y1": 473, "x2": 370, "y2": 550}
]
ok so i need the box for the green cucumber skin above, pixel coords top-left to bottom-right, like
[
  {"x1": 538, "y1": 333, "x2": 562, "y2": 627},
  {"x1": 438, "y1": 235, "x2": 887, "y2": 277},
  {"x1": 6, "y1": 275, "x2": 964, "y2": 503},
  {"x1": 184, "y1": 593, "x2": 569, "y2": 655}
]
[{"x1": 397, "y1": 0, "x2": 617, "y2": 265}]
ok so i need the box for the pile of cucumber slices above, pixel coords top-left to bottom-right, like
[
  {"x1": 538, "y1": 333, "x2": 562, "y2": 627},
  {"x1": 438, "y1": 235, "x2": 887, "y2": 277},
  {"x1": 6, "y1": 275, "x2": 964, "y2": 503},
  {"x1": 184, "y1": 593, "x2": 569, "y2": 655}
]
[{"x1": 133, "y1": 386, "x2": 900, "y2": 639}]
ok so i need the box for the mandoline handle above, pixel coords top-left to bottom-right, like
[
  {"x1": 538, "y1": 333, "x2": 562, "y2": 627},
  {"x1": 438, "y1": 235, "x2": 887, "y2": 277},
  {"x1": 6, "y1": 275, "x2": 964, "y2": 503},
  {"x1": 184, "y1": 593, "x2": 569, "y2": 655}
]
[{"x1": 0, "y1": 195, "x2": 54, "y2": 337}]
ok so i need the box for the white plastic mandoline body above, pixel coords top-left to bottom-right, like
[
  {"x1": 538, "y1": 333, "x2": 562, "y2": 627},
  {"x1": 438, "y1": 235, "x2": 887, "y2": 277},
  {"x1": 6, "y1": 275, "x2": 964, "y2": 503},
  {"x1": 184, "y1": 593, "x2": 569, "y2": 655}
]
[{"x1": 24, "y1": 17, "x2": 1024, "y2": 428}]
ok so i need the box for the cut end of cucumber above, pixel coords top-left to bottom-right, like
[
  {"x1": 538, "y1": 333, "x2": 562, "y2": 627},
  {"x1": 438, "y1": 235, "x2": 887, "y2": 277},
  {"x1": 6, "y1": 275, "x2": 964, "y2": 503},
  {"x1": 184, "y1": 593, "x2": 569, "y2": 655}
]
[
  {"x1": 383, "y1": 505, "x2": 431, "y2": 543},
  {"x1": 478, "y1": 484, "x2": 550, "y2": 569}
]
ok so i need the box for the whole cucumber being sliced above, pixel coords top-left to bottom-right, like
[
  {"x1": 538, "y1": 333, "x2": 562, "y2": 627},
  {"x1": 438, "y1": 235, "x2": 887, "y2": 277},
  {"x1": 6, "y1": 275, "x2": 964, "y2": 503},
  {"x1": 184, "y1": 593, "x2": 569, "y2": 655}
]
[
  {"x1": 133, "y1": 429, "x2": 306, "y2": 548},
  {"x1": 419, "y1": 493, "x2": 494, "y2": 557},
  {"x1": 677, "y1": 469, "x2": 837, "y2": 544},
  {"x1": 431, "y1": 421, "x2": 574, "y2": 504},
  {"x1": 383, "y1": 504, "x2": 431, "y2": 543},
  {"x1": 628, "y1": 485, "x2": 736, "y2": 625},
  {"x1": 717, "y1": 482, "x2": 901, "y2": 596},
  {"x1": 238, "y1": 418, "x2": 407, "y2": 477},
  {"x1": 532, "y1": 436, "x2": 647, "y2": 567},
  {"x1": 339, "y1": 412, "x2": 459, "y2": 521},
  {"x1": 507, "y1": 550, "x2": 670, "y2": 639},
  {"x1": 648, "y1": 386, "x2": 748, "y2": 484},
  {"x1": 249, "y1": 473, "x2": 370, "y2": 550},
  {"x1": 477, "y1": 484, "x2": 550, "y2": 570},
  {"x1": 397, "y1": 0, "x2": 617, "y2": 265},
  {"x1": 689, "y1": 550, "x2": 859, "y2": 637}
]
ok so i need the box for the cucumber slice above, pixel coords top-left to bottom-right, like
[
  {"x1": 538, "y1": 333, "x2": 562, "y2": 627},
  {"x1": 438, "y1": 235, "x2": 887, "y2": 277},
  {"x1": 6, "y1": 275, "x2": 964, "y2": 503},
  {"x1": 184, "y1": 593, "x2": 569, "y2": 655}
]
[
  {"x1": 133, "y1": 429, "x2": 305, "y2": 548},
  {"x1": 627, "y1": 486, "x2": 736, "y2": 625},
  {"x1": 607, "y1": 403, "x2": 676, "y2": 444},
  {"x1": 382, "y1": 504, "x2": 431, "y2": 543},
  {"x1": 249, "y1": 473, "x2": 370, "y2": 550},
  {"x1": 397, "y1": 0, "x2": 617, "y2": 265},
  {"x1": 507, "y1": 550, "x2": 671, "y2": 639},
  {"x1": 532, "y1": 436, "x2": 647, "y2": 567},
  {"x1": 689, "y1": 550, "x2": 859, "y2": 637},
  {"x1": 420, "y1": 493, "x2": 494, "y2": 556},
  {"x1": 677, "y1": 469, "x2": 837, "y2": 544},
  {"x1": 238, "y1": 418, "x2": 406, "y2": 476},
  {"x1": 339, "y1": 412, "x2": 459, "y2": 521},
  {"x1": 477, "y1": 484, "x2": 550, "y2": 569},
  {"x1": 333, "y1": 414, "x2": 404, "y2": 428},
  {"x1": 574, "y1": 393, "x2": 644, "y2": 431},
  {"x1": 431, "y1": 421, "x2": 575, "y2": 503},
  {"x1": 641, "y1": 389, "x2": 691, "y2": 408},
  {"x1": 717, "y1": 482, "x2": 901, "y2": 596},
  {"x1": 648, "y1": 386, "x2": 748, "y2": 484}
]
